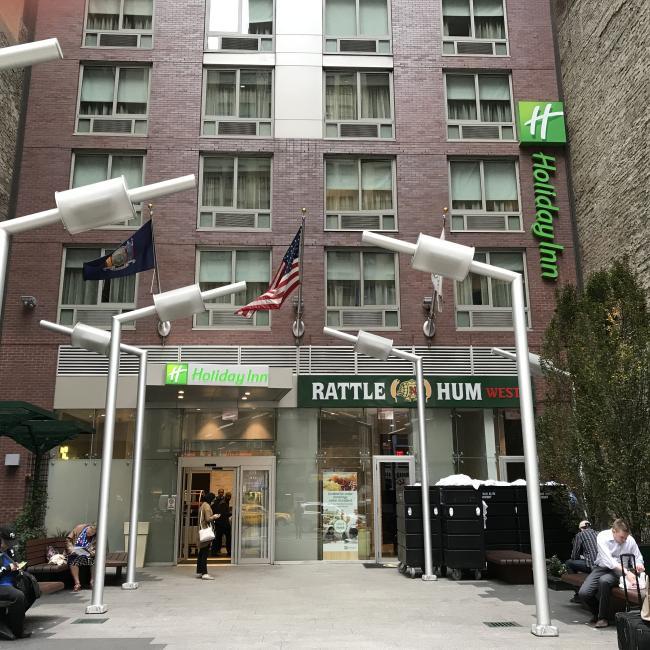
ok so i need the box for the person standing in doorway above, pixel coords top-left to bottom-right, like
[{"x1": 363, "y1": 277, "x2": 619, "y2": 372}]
[
  {"x1": 197, "y1": 492, "x2": 220, "y2": 580},
  {"x1": 210, "y1": 490, "x2": 226, "y2": 557}
]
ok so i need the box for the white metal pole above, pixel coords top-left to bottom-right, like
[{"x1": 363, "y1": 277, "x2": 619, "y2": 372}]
[
  {"x1": 123, "y1": 350, "x2": 147, "y2": 590},
  {"x1": 511, "y1": 275, "x2": 557, "y2": 636},
  {"x1": 86, "y1": 316, "x2": 122, "y2": 614}
]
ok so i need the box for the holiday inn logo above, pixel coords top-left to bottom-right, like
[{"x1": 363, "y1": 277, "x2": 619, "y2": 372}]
[
  {"x1": 166, "y1": 363, "x2": 188, "y2": 385},
  {"x1": 518, "y1": 101, "x2": 566, "y2": 145}
]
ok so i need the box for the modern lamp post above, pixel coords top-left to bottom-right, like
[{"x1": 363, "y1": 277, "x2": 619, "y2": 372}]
[
  {"x1": 86, "y1": 280, "x2": 246, "y2": 614},
  {"x1": 323, "y1": 327, "x2": 437, "y2": 581},
  {"x1": 0, "y1": 38, "x2": 63, "y2": 69},
  {"x1": 39, "y1": 320, "x2": 148, "y2": 590},
  {"x1": 361, "y1": 230, "x2": 558, "y2": 637},
  {"x1": 0, "y1": 174, "x2": 196, "y2": 321},
  {"x1": 491, "y1": 347, "x2": 570, "y2": 378}
]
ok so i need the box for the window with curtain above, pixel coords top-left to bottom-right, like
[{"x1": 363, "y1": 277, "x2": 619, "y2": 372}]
[
  {"x1": 446, "y1": 75, "x2": 477, "y2": 120},
  {"x1": 473, "y1": 0, "x2": 505, "y2": 39},
  {"x1": 117, "y1": 68, "x2": 149, "y2": 114},
  {"x1": 443, "y1": 0, "x2": 471, "y2": 36},
  {"x1": 205, "y1": 69, "x2": 271, "y2": 118},
  {"x1": 198, "y1": 250, "x2": 270, "y2": 306},
  {"x1": 205, "y1": 70, "x2": 236, "y2": 116},
  {"x1": 326, "y1": 71, "x2": 391, "y2": 121},
  {"x1": 442, "y1": 0, "x2": 505, "y2": 40},
  {"x1": 239, "y1": 70, "x2": 272, "y2": 118},
  {"x1": 326, "y1": 159, "x2": 393, "y2": 212},
  {"x1": 208, "y1": 0, "x2": 274, "y2": 35},
  {"x1": 201, "y1": 156, "x2": 271, "y2": 210},
  {"x1": 86, "y1": 0, "x2": 153, "y2": 31},
  {"x1": 326, "y1": 72, "x2": 357, "y2": 120},
  {"x1": 363, "y1": 252, "x2": 395, "y2": 305},
  {"x1": 327, "y1": 251, "x2": 396, "y2": 307},
  {"x1": 478, "y1": 75, "x2": 511, "y2": 122},
  {"x1": 80, "y1": 67, "x2": 115, "y2": 115},
  {"x1": 79, "y1": 66, "x2": 149, "y2": 117},
  {"x1": 325, "y1": 0, "x2": 389, "y2": 37},
  {"x1": 450, "y1": 159, "x2": 518, "y2": 212},
  {"x1": 360, "y1": 73, "x2": 391, "y2": 119}
]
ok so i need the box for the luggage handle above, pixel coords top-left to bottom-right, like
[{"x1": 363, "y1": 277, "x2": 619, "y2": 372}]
[{"x1": 620, "y1": 553, "x2": 642, "y2": 612}]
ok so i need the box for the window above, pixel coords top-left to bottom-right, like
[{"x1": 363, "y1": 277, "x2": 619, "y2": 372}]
[
  {"x1": 325, "y1": 71, "x2": 393, "y2": 138},
  {"x1": 195, "y1": 249, "x2": 271, "y2": 328},
  {"x1": 71, "y1": 152, "x2": 144, "y2": 227},
  {"x1": 59, "y1": 247, "x2": 136, "y2": 328},
  {"x1": 325, "y1": 158, "x2": 395, "y2": 230},
  {"x1": 326, "y1": 250, "x2": 399, "y2": 329},
  {"x1": 206, "y1": 0, "x2": 274, "y2": 51},
  {"x1": 455, "y1": 251, "x2": 529, "y2": 329},
  {"x1": 76, "y1": 65, "x2": 150, "y2": 135},
  {"x1": 324, "y1": 0, "x2": 391, "y2": 54},
  {"x1": 199, "y1": 156, "x2": 271, "y2": 230},
  {"x1": 84, "y1": 0, "x2": 154, "y2": 48},
  {"x1": 442, "y1": 0, "x2": 507, "y2": 55},
  {"x1": 445, "y1": 73, "x2": 514, "y2": 140},
  {"x1": 449, "y1": 159, "x2": 520, "y2": 231},
  {"x1": 202, "y1": 68, "x2": 272, "y2": 137}
]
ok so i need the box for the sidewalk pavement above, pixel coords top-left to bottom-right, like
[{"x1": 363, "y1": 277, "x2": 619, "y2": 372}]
[{"x1": 15, "y1": 564, "x2": 615, "y2": 649}]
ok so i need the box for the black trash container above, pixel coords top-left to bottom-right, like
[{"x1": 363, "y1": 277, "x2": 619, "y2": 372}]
[
  {"x1": 480, "y1": 485, "x2": 519, "y2": 551},
  {"x1": 440, "y1": 486, "x2": 485, "y2": 580}
]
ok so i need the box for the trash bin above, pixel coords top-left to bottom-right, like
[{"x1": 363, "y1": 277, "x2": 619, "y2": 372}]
[
  {"x1": 123, "y1": 521, "x2": 149, "y2": 568},
  {"x1": 480, "y1": 485, "x2": 519, "y2": 551}
]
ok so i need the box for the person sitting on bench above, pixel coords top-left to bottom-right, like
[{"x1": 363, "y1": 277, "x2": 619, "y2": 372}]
[
  {"x1": 0, "y1": 526, "x2": 30, "y2": 640},
  {"x1": 66, "y1": 523, "x2": 97, "y2": 592},
  {"x1": 578, "y1": 518, "x2": 645, "y2": 629},
  {"x1": 566, "y1": 520, "x2": 598, "y2": 602}
]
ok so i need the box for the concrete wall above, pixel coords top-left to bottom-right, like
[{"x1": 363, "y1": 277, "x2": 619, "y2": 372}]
[{"x1": 551, "y1": 0, "x2": 650, "y2": 293}]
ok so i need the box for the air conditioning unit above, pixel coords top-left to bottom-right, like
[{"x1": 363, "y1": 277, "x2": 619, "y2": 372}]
[
  {"x1": 98, "y1": 33, "x2": 139, "y2": 47},
  {"x1": 340, "y1": 39, "x2": 377, "y2": 53},
  {"x1": 221, "y1": 36, "x2": 259, "y2": 51},
  {"x1": 213, "y1": 213, "x2": 257, "y2": 228}
]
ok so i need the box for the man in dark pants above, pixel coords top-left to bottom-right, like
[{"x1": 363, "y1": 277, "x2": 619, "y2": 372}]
[
  {"x1": 0, "y1": 526, "x2": 30, "y2": 640},
  {"x1": 566, "y1": 520, "x2": 598, "y2": 603},
  {"x1": 578, "y1": 519, "x2": 645, "y2": 628}
]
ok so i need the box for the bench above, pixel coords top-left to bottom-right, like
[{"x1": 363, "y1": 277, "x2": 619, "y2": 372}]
[
  {"x1": 561, "y1": 572, "x2": 645, "y2": 618},
  {"x1": 25, "y1": 537, "x2": 128, "y2": 587},
  {"x1": 486, "y1": 550, "x2": 533, "y2": 584}
]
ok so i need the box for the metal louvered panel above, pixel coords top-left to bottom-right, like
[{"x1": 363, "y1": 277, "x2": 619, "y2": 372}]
[
  {"x1": 98, "y1": 33, "x2": 139, "y2": 47},
  {"x1": 57, "y1": 347, "x2": 138, "y2": 376},
  {"x1": 339, "y1": 123, "x2": 379, "y2": 138},
  {"x1": 213, "y1": 213, "x2": 257, "y2": 228},
  {"x1": 75, "y1": 309, "x2": 121, "y2": 328},
  {"x1": 240, "y1": 347, "x2": 298, "y2": 369},
  {"x1": 181, "y1": 347, "x2": 239, "y2": 364},
  {"x1": 218, "y1": 121, "x2": 257, "y2": 136},
  {"x1": 303, "y1": 347, "x2": 356, "y2": 375},
  {"x1": 471, "y1": 310, "x2": 514, "y2": 328},
  {"x1": 415, "y1": 347, "x2": 473, "y2": 375},
  {"x1": 341, "y1": 310, "x2": 384, "y2": 327},
  {"x1": 340, "y1": 39, "x2": 377, "y2": 52},
  {"x1": 461, "y1": 124, "x2": 500, "y2": 139},
  {"x1": 210, "y1": 312, "x2": 256, "y2": 327},
  {"x1": 472, "y1": 348, "x2": 517, "y2": 375},
  {"x1": 92, "y1": 118, "x2": 134, "y2": 134},
  {"x1": 144, "y1": 347, "x2": 180, "y2": 363},
  {"x1": 357, "y1": 353, "x2": 413, "y2": 375},
  {"x1": 457, "y1": 41, "x2": 494, "y2": 55},
  {"x1": 465, "y1": 214, "x2": 506, "y2": 230},
  {"x1": 340, "y1": 214, "x2": 381, "y2": 230},
  {"x1": 221, "y1": 37, "x2": 258, "y2": 50}
]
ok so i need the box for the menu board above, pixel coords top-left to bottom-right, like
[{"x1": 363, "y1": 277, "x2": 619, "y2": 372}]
[{"x1": 322, "y1": 472, "x2": 359, "y2": 561}]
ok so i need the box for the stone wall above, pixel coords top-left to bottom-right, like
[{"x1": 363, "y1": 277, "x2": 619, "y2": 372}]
[{"x1": 551, "y1": 0, "x2": 650, "y2": 293}]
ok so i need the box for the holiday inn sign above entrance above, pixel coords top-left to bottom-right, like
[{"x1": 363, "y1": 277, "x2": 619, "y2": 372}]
[
  {"x1": 165, "y1": 363, "x2": 269, "y2": 387},
  {"x1": 298, "y1": 376, "x2": 523, "y2": 408}
]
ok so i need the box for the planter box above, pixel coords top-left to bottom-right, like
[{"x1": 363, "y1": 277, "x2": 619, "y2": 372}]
[{"x1": 547, "y1": 575, "x2": 574, "y2": 591}]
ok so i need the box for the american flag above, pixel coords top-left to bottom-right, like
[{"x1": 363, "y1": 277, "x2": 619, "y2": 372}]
[{"x1": 235, "y1": 227, "x2": 302, "y2": 318}]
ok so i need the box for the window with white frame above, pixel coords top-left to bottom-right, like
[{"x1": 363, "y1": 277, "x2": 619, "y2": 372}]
[
  {"x1": 325, "y1": 158, "x2": 396, "y2": 231},
  {"x1": 206, "y1": 0, "x2": 274, "y2": 51},
  {"x1": 77, "y1": 65, "x2": 150, "y2": 135},
  {"x1": 195, "y1": 249, "x2": 271, "y2": 328},
  {"x1": 445, "y1": 73, "x2": 514, "y2": 141},
  {"x1": 442, "y1": 0, "x2": 507, "y2": 56},
  {"x1": 199, "y1": 156, "x2": 271, "y2": 230},
  {"x1": 449, "y1": 159, "x2": 520, "y2": 232},
  {"x1": 455, "y1": 251, "x2": 528, "y2": 329},
  {"x1": 324, "y1": 0, "x2": 391, "y2": 54},
  {"x1": 325, "y1": 71, "x2": 393, "y2": 138},
  {"x1": 72, "y1": 152, "x2": 144, "y2": 227},
  {"x1": 84, "y1": 0, "x2": 154, "y2": 48},
  {"x1": 202, "y1": 68, "x2": 272, "y2": 137},
  {"x1": 326, "y1": 250, "x2": 399, "y2": 329},
  {"x1": 59, "y1": 247, "x2": 136, "y2": 328}
]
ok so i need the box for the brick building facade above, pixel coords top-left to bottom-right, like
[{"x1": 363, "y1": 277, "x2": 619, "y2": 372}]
[{"x1": 1, "y1": 0, "x2": 578, "y2": 563}]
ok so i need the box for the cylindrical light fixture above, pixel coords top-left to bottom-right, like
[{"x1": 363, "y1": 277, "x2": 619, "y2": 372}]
[{"x1": 0, "y1": 38, "x2": 63, "y2": 70}]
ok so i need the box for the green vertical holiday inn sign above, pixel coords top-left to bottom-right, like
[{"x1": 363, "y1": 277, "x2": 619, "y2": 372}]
[{"x1": 517, "y1": 101, "x2": 567, "y2": 281}]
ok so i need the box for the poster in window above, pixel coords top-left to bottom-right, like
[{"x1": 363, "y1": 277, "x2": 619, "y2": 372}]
[{"x1": 322, "y1": 471, "x2": 359, "y2": 561}]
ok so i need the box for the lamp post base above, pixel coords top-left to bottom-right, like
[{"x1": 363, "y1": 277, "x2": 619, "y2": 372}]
[
  {"x1": 85, "y1": 604, "x2": 108, "y2": 614},
  {"x1": 421, "y1": 574, "x2": 438, "y2": 581},
  {"x1": 531, "y1": 623, "x2": 559, "y2": 637},
  {"x1": 121, "y1": 582, "x2": 139, "y2": 590}
]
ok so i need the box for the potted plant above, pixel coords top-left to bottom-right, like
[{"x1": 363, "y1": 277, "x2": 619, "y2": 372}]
[{"x1": 546, "y1": 555, "x2": 573, "y2": 590}]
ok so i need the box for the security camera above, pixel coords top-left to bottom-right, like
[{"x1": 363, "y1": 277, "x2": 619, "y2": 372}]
[{"x1": 21, "y1": 296, "x2": 37, "y2": 309}]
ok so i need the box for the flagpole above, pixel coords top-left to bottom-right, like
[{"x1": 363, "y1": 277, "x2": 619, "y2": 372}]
[
  {"x1": 423, "y1": 207, "x2": 447, "y2": 338},
  {"x1": 147, "y1": 203, "x2": 170, "y2": 338},
  {"x1": 292, "y1": 207, "x2": 306, "y2": 342}
]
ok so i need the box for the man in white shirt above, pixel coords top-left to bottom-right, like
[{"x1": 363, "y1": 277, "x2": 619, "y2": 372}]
[{"x1": 578, "y1": 518, "x2": 645, "y2": 628}]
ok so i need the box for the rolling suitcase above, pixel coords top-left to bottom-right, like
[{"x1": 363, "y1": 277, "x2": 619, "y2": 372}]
[{"x1": 615, "y1": 553, "x2": 650, "y2": 650}]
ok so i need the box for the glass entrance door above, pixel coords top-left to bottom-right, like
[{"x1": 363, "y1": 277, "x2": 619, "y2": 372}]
[
  {"x1": 372, "y1": 456, "x2": 415, "y2": 563},
  {"x1": 238, "y1": 467, "x2": 272, "y2": 563}
]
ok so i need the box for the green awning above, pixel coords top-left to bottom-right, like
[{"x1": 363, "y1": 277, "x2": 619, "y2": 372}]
[{"x1": 0, "y1": 401, "x2": 93, "y2": 454}]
